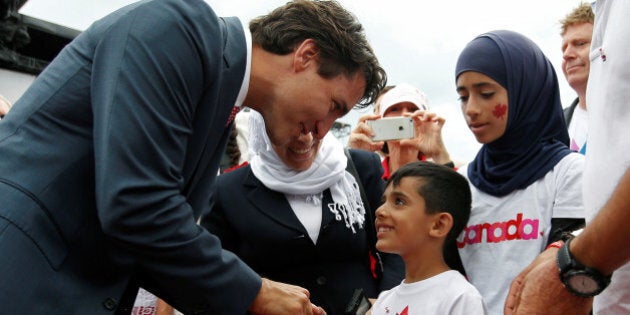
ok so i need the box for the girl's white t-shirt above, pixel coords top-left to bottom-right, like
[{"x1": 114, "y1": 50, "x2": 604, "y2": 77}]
[{"x1": 457, "y1": 153, "x2": 584, "y2": 315}]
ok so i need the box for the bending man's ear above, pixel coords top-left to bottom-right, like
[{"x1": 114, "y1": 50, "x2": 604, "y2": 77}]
[{"x1": 292, "y1": 39, "x2": 320, "y2": 72}]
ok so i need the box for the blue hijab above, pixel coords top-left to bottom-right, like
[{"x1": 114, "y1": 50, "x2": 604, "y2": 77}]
[{"x1": 455, "y1": 30, "x2": 571, "y2": 197}]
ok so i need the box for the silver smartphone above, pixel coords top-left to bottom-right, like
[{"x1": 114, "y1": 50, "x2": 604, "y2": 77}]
[{"x1": 366, "y1": 116, "x2": 414, "y2": 141}]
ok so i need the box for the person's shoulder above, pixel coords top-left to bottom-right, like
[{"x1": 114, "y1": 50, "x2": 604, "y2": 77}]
[
  {"x1": 222, "y1": 161, "x2": 249, "y2": 175},
  {"x1": 563, "y1": 97, "x2": 579, "y2": 118},
  {"x1": 139, "y1": 0, "x2": 213, "y2": 13},
  {"x1": 444, "y1": 270, "x2": 480, "y2": 293},
  {"x1": 554, "y1": 152, "x2": 585, "y2": 171},
  {"x1": 217, "y1": 163, "x2": 252, "y2": 184},
  {"x1": 348, "y1": 148, "x2": 384, "y2": 178},
  {"x1": 545, "y1": 153, "x2": 583, "y2": 189},
  {"x1": 456, "y1": 163, "x2": 470, "y2": 178},
  {"x1": 124, "y1": 0, "x2": 219, "y2": 27},
  {"x1": 439, "y1": 271, "x2": 486, "y2": 310},
  {"x1": 348, "y1": 148, "x2": 381, "y2": 164},
  {"x1": 89, "y1": 0, "x2": 218, "y2": 38},
  {"x1": 560, "y1": 152, "x2": 585, "y2": 164}
]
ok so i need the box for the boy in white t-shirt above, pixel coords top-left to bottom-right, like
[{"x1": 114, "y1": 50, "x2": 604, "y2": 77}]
[{"x1": 369, "y1": 162, "x2": 487, "y2": 315}]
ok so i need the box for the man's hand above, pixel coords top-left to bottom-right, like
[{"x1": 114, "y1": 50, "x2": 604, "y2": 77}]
[
  {"x1": 249, "y1": 278, "x2": 326, "y2": 315},
  {"x1": 347, "y1": 114, "x2": 385, "y2": 152},
  {"x1": 0, "y1": 94, "x2": 11, "y2": 118},
  {"x1": 399, "y1": 110, "x2": 450, "y2": 164},
  {"x1": 505, "y1": 247, "x2": 592, "y2": 314}
]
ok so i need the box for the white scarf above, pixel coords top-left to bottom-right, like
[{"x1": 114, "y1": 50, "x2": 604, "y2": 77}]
[{"x1": 248, "y1": 110, "x2": 366, "y2": 233}]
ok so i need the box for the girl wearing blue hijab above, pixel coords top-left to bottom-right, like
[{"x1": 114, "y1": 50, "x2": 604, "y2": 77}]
[{"x1": 454, "y1": 30, "x2": 585, "y2": 315}]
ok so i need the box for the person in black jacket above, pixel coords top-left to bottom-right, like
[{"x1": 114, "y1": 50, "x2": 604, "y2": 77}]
[
  {"x1": 0, "y1": 0, "x2": 385, "y2": 313},
  {"x1": 202, "y1": 109, "x2": 404, "y2": 315}
]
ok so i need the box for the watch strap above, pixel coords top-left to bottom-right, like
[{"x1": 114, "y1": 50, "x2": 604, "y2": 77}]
[{"x1": 557, "y1": 237, "x2": 611, "y2": 297}]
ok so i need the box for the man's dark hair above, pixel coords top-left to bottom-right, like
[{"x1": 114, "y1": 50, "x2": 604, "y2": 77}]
[
  {"x1": 387, "y1": 162, "x2": 472, "y2": 244},
  {"x1": 249, "y1": 0, "x2": 386, "y2": 107}
]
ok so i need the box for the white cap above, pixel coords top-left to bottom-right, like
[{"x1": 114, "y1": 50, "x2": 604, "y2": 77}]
[{"x1": 378, "y1": 83, "x2": 428, "y2": 116}]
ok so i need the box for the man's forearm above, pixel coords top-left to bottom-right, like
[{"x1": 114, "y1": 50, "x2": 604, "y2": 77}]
[{"x1": 571, "y1": 168, "x2": 630, "y2": 275}]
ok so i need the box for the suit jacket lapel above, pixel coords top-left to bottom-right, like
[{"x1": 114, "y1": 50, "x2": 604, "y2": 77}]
[
  {"x1": 243, "y1": 169, "x2": 309, "y2": 235},
  {"x1": 183, "y1": 16, "x2": 246, "y2": 204}
]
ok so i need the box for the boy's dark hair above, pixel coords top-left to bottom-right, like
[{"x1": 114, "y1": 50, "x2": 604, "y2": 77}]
[
  {"x1": 249, "y1": 0, "x2": 386, "y2": 107},
  {"x1": 387, "y1": 161, "x2": 472, "y2": 244}
]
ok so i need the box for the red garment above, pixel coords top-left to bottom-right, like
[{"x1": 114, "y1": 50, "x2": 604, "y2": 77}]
[
  {"x1": 380, "y1": 154, "x2": 427, "y2": 180},
  {"x1": 223, "y1": 161, "x2": 248, "y2": 174},
  {"x1": 381, "y1": 157, "x2": 391, "y2": 180},
  {"x1": 225, "y1": 106, "x2": 241, "y2": 126}
]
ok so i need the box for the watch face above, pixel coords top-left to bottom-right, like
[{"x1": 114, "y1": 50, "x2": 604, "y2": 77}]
[{"x1": 567, "y1": 274, "x2": 599, "y2": 294}]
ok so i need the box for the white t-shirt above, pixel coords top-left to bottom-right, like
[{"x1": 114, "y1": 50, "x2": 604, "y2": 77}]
[
  {"x1": 371, "y1": 270, "x2": 487, "y2": 315},
  {"x1": 568, "y1": 105, "x2": 588, "y2": 154},
  {"x1": 457, "y1": 153, "x2": 584, "y2": 315},
  {"x1": 132, "y1": 288, "x2": 157, "y2": 315},
  {"x1": 585, "y1": 1, "x2": 630, "y2": 313}
]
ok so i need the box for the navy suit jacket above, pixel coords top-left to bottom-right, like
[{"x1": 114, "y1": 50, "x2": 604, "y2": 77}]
[
  {"x1": 202, "y1": 149, "x2": 405, "y2": 315},
  {"x1": 0, "y1": 0, "x2": 260, "y2": 313}
]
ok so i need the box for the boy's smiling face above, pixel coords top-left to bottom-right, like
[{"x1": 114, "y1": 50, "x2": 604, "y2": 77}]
[{"x1": 375, "y1": 177, "x2": 438, "y2": 257}]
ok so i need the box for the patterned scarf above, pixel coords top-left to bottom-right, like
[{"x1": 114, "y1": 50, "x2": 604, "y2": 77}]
[{"x1": 248, "y1": 109, "x2": 366, "y2": 232}]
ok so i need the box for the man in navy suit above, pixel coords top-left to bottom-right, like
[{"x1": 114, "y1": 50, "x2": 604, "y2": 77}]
[{"x1": 0, "y1": 0, "x2": 386, "y2": 314}]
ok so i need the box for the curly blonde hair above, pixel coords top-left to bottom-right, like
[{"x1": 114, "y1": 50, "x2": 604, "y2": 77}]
[{"x1": 560, "y1": 2, "x2": 594, "y2": 35}]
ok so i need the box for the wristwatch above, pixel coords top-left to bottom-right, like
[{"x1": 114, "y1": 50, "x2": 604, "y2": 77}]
[{"x1": 557, "y1": 237, "x2": 611, "y2": 297}]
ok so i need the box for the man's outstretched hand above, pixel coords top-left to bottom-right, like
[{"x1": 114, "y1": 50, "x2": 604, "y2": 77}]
[{"x1": 249, "y1": 278, "x2": 326, "y2": 315}]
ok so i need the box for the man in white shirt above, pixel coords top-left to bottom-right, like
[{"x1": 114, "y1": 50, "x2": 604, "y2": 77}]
[
  {"x1": 560, "y1": 2, "x2": 594, "y2": 155},
  {"x1": 505, "y1": 1, "x2": 630, "y2": 313}
]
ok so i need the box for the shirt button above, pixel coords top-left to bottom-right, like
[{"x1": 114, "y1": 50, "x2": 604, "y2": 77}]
[
  {"x1": 102, "y1": 298, "x2": 117, "y2": 310},
  {"x1": 316, "y1": 276, "x2": 327, "y2": 285}
]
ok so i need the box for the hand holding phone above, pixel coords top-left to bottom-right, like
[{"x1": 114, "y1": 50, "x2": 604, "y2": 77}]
[{"x1": 366, "y1": 116, "x2": 414, "y2": 141}]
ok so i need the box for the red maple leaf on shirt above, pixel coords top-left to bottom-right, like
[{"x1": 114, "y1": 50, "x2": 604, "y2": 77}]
[
  {"x1": 492, "y1": 103, "x2": 507, "y2": 118},
  {"x1": 397, "y1": 306, "x2": 409, "y2": 315}
]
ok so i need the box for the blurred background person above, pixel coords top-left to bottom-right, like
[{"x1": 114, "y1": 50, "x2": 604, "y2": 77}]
[
  {"x1": 347, "y1": 83, "x2": 453, "y2": 180},
  {"x1": 219, "y1": 107, "x2": 253, "y2": 174},
  {"x1": 560, "y1": 2, "x2": 594, "y2": 154}
]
